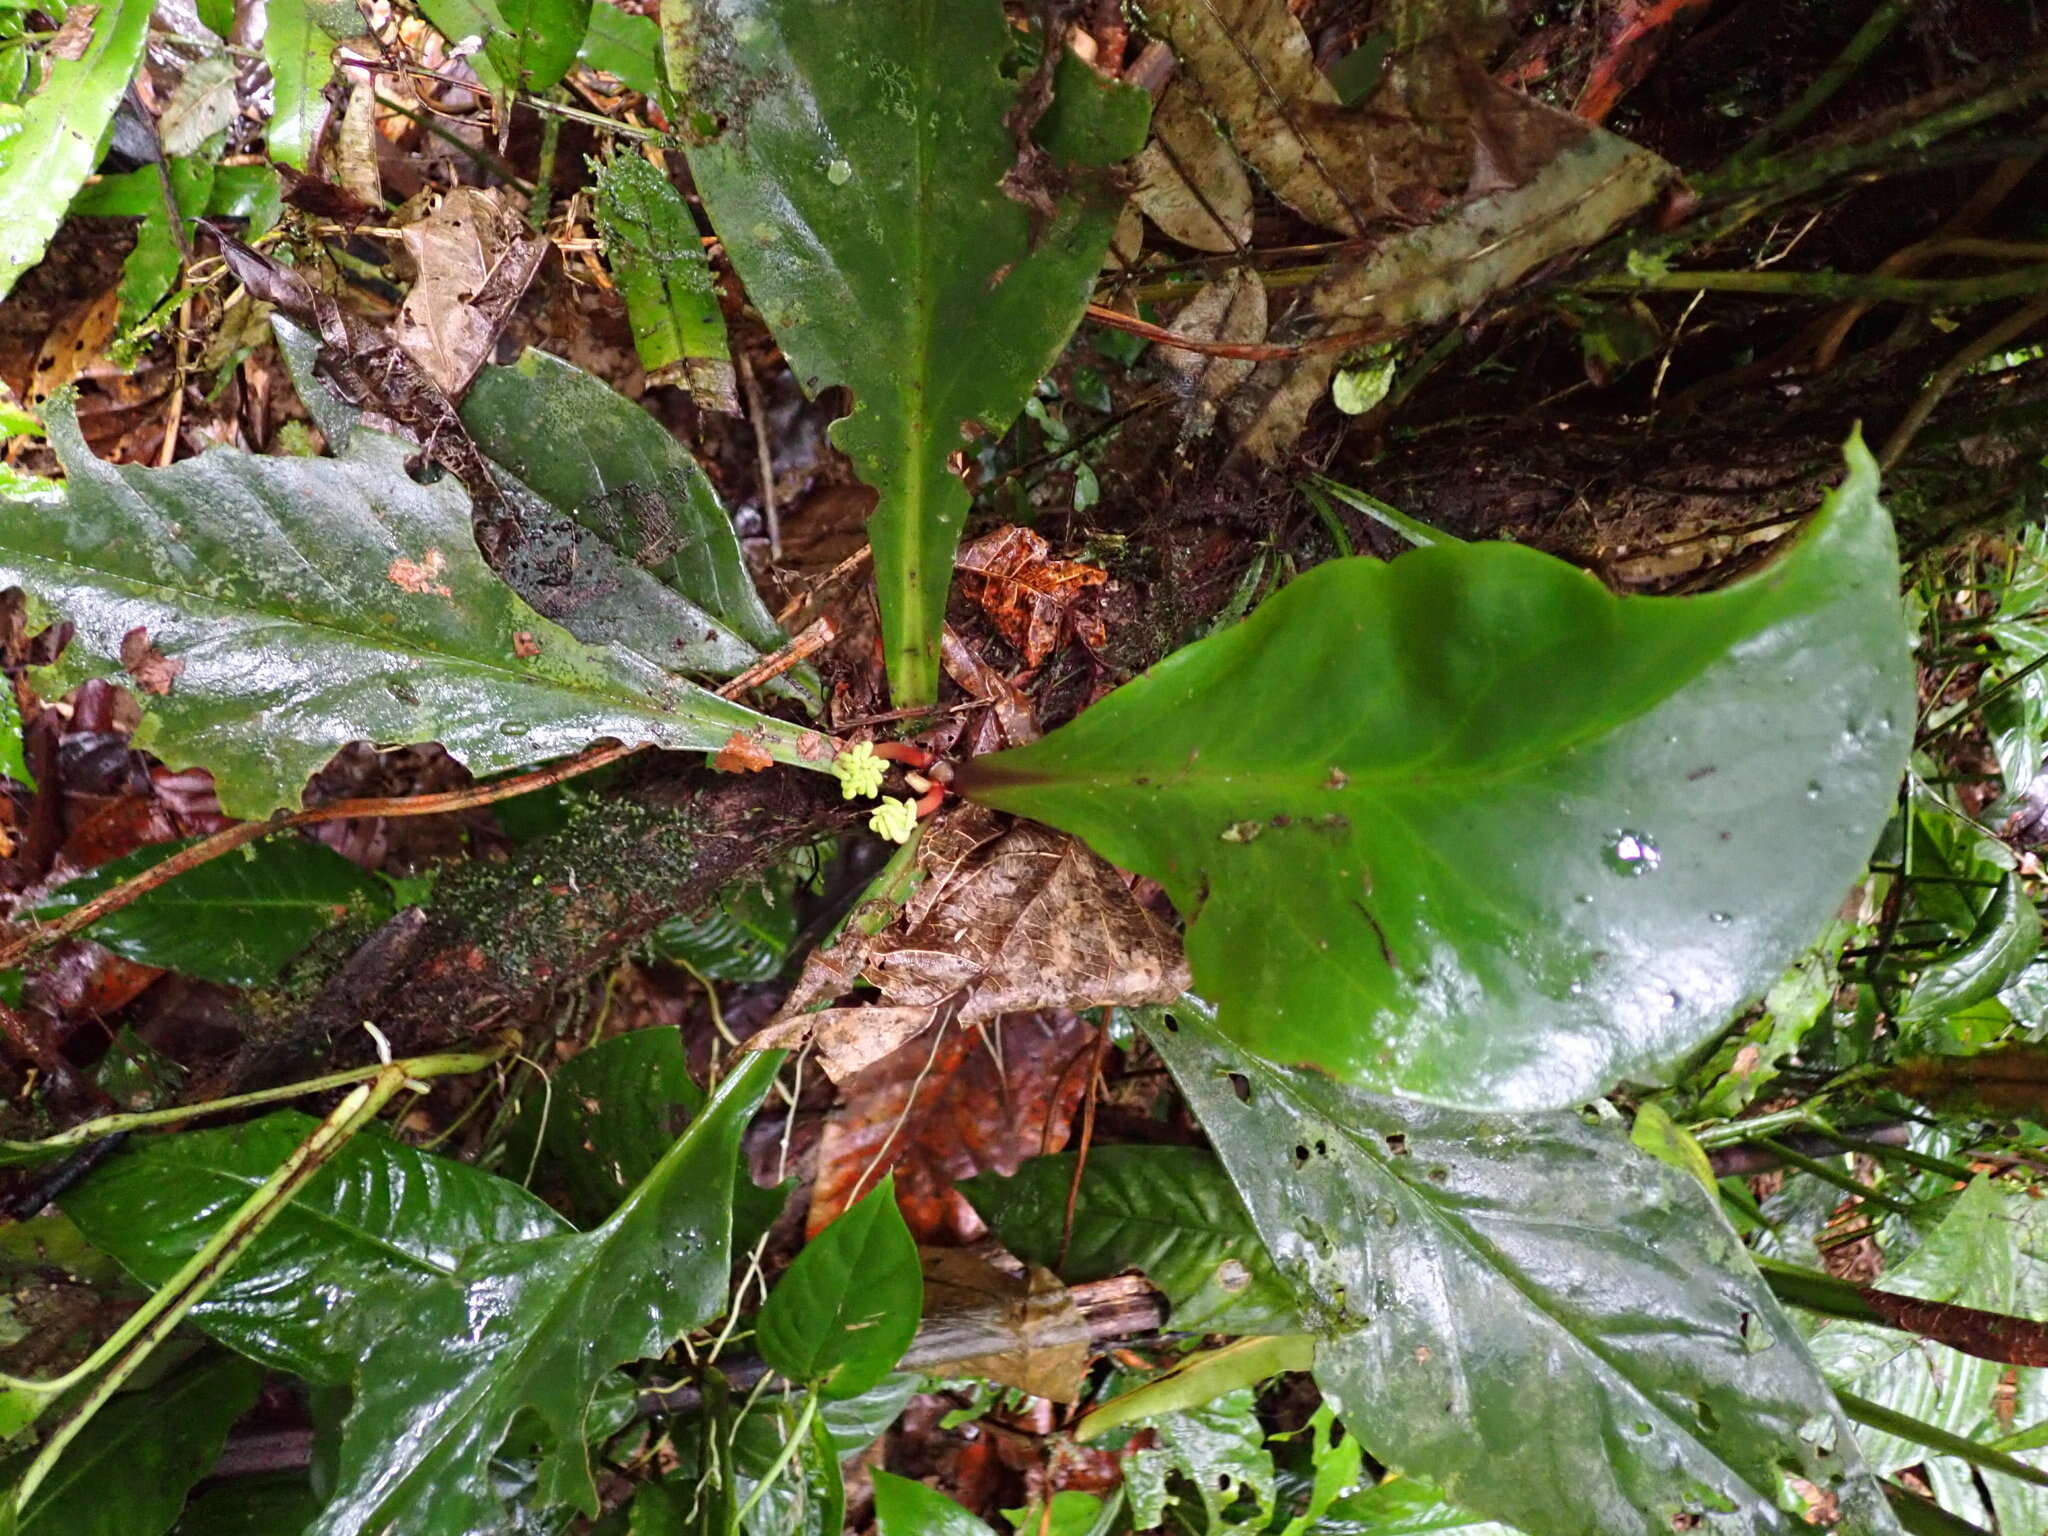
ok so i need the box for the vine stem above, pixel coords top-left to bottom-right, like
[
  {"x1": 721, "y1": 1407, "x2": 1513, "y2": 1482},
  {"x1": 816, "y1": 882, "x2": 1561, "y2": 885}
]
[
  {"x1": 1, "y1": 1060, "x2": 436, "y2": 1514},
  {"x1": 729, "y1": 1389, "x2": 819, "y2": 1527}
]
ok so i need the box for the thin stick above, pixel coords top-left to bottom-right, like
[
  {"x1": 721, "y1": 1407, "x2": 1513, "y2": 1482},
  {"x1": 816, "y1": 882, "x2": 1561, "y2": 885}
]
[
  {"x1": 714, "y1": 617, "x2": 835, "y2": 698},
  {"x1": 1729, "y1": 0, "x2": 1913, "y2": 165},
  {"x1": 736, "y1": 350, "x2": 782, "y2": 560},
  {"x1": 1085, "y1": 301, "x2": 1386, "y2": 360},
  {"x1": 1880, "y1": 292, "x2": 2048, "y2": 469},
  {"x1": 1057, "y1": 1018, "x2": 1109, "y2": 1270}
]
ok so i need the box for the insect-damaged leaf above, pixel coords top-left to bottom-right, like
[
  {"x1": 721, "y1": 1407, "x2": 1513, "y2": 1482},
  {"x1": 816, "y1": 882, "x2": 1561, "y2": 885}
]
[
  {"x1": 594, "y1": 152, "x2": 736, "y2": 411},
  {"x1": 0, "y1": 398, "x2": 811, "y2": 820},
  {"x1": 675, "y1": 0, "x2": 1148, "y2": 704},
  {"x1": 962, "y1": 439, "x2": 1912, "y2": 1110},
  {"x1": 1144, "y1": 1002, "x2": 1902, "y2": 1536}
]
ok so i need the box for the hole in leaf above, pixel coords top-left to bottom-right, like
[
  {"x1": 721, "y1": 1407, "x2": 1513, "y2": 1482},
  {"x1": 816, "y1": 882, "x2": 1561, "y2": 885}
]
[
  {"x1": 1228, "y1": 1072, "x2": 1251, "y2": 1103},
  {"x1": 1385, "y1": 1133, "x2": 1409, "y2": 1156},
  {"x1": 1426, "y1": 1165, "x2": 1449, "y2": 1182},
  {"x1": 1293, "y1": 1144, "x2": 1311, "y2": 1167}
]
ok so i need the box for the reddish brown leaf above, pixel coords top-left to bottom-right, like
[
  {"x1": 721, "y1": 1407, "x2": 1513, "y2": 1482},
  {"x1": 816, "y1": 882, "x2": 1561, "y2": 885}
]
[
  {"x1": 808, "y1": 1009, "x2": 1096, "y2": 1241},
  {"x1": 957, "y1": 527, "x2": 1108, "y2": 666},
  {"x1": 712, "y1": 730, "x2": 775, "y2": 774},
  {"x1": 117, "y1": 627, "x2": 185, "y2": 697}
]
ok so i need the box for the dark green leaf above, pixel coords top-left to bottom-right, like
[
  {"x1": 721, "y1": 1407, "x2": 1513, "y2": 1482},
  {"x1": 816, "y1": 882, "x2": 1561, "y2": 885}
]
[
  {"x1": 678, "y1": 0, "x2": 1147, "y2": 703},
  {"x1": 460, "y1": 347, "x2": 785, "y2": 656},
  {"x1": 512, "y1": 1027, "x2": 706, "y2": 1224},
  {"x1": 819, "y1": 1371, "x2": 920, "y2": 1456},
  {"x1": 115, "y1": 159, "x2": 213, "y2": 336},
  {"x1": 1901, "y1": 872, "x2": 2042, "y2": 1022},
  {"x1": 1, "y1": 397, "x2": 813, "y2": 820},
  {"x1": 581, "y1": 1, "x2": 661, "y2": 94},
  {"x1": 873, "y1": 1469, "x2": 995, "y2": 1536},
  {"x1": 962, "y1": 1147, "x2": 1296, "y2": 1334},
  {"x1": 36, "y1": 837, "x2": 386, "y2": 986},
  {"x1": 0, "y1": 687, "x2": 26, "y2": 786},
  {"x1": 19, "y1": 1353, "x2": 262, "y2": 1536},
  {"x1": 1143, "y1": 1002, "x2": 1901, "y2": 1536},
  {"x1": 70, "y1": 164, "x2": 279, "y2": 222},
  {"x1": 1122, "y1": 1387, "x2": 1274, "y2": 1534},
  {"x1": 1315, "y1": 1477, "x2": 1519, "y2": 1535},
  {"x1": 593, "y1": 153, "x2": 734, "y2": 410},
  {"x1": 173, "y1": 1474, "x2": 324, "y2": 1536},
  {"x1": 261, "y1": 0, "x2": 360, "y2": 169},
  {"x1": 414, "y1": 0, "x2": 509, "y2": 91},
  {"x1": 757, "y1": 1174, "x2": 920, "y2": 1399},
  {"x1": 0, "y1": 0, "x2": 152, "y2": 301},
  {"x1": 485, "y1": 0, "x2": 591, "y2": 92},
  {"x1": 649, "y1": 874, "x2": 799, "y2": 982},
  {"x1": 730, "y1": 1394, "x2": 843, "y2": 1536},
  {"x1": 306, "y1": 1051, "x2": 780, "y2": 1535},
  {"x1": 965, "y1": 442, "x2": 1911, "y2": 1110},
  {"x1": 63, "y1": 1112, "x2": 568, "y2": 1385}
]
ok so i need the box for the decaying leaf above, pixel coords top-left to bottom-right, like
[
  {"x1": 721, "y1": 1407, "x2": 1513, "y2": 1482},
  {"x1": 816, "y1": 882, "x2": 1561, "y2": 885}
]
[
  {"x1": 712, "y1": 730, "x2": 775, "y2": 773},
  {"x1": 805, "y1": 1008, "x2": 1097, "y2": 1239},
  {"x1": 1157, "y1": 270, "x2": 1269, "y2": 427},
  {"x1": 956, "y1": 527, "x2": 1109, "y2": 668},
  {"x1": 940, "y1": 626, "x2": 1040, "y2": 755},
  {"x1": 117, "y1": 626, "x2": 183, "y2": 696},
  {"x1": 396, "y1": 188, "x2": 549, "y2": 400},
  {"x1": 755, "y1": 804, "x2": 1186, "y2": 1078},
  {"x1": 1130, "y1": 84, "x2": 1252, "y2": 253},
  {"x1": 912, "y1": 1247, "x2": 1089, "y2": 1403},
  {"x1": 159, "y1": 55, "x2": 240, "y2": 159}
]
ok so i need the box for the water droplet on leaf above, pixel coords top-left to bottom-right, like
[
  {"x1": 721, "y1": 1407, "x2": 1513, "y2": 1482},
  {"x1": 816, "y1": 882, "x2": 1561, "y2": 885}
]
[{"x1": 1603, "y1": 831, "x2": 1660, "y2": 876}]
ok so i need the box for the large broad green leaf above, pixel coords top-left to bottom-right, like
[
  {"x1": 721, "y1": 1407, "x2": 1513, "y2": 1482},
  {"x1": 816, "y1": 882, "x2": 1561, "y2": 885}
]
[
  {"x1": 62, "y1": 1112, "x2": 569, "y2": 1386},
  {"x1": 757, "y1": 1175, "x2": 921, "y2": 1400},
  {"x1": 0, "y1": 0, "x2": 151, "y2": 302},
  {"x1": 962, "y1": 1147, "x2": 1297, "y2": 1335},
  {"x1": 873, "y1": 1470, "x2": 994, "y2": 1536},
  {"x1": 965, "y1": 442, "x2": 1912, "y2": 1109},
  {"x1": 485, "y1": 0, "x2": 591, "y2": 92},
  {"x1": 305, "y1": 1051, "x2": 780, "y2": 1535},
  {"x1": 0, "y1": 398, "x2": 814, "y2": 820},
  {"x1": 173, "y1": 1474, "x2": 323, "y2": 1536},
  {"x1": 18, "y1": 1353, "x2": 263, "y2": 1536},
  {"x1": 676, "y1": 0, "x2": 1148, "y2": 704},
  {"x1": 460, "y1": 347, "x2": 783, "y2": 656},
  {"x1": 1809, "y1": 1178, "x2": 2048, "y2": 1531},
  {"x1": 262, "y1": 0, "x2": 347, "y2": 168},
  {"x1": 1318, "y1": 1478, "x2": 1521, "y2": 1536},
  {"x1": 1143, "y1": 1002, "x2": 1901, "y2": 1536},
  {"x1": 36, "y1": 837, "x2": 388, "y2": 986}
]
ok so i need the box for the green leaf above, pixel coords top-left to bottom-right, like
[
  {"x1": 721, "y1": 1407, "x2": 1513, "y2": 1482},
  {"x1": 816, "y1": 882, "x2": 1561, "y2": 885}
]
[
  {"x1": 729, "y1": 1393, "x2": 843, "y2": 1536},
  {"x1": 62, "y1": 1112, "x2": 569, "y2": 1385},
  {"x1": 873, "y1": 1469, "x2": 995, "y2": 1536},
  {"x1": 581, "y1": 1, "x2": 660, "y2": 94},
  {"x1": 757, "y1": 1174, "x2": 920, "y2": 1399},
  {"x1": 512, "y1": 1027, "x2": 706, "y2": 1225},
  {"x1": 1316, "y1": 1477, "x2": 1521, "y2": 1536},
  {"x1": 1122, "y1": 1386, "x2": 1275, "y2": 1534},
  {"x1": 36, "y1": 837, "x2": 386, "y2": 986},
  {"x1": 0, "y1": 396, "x2": 813, "y2": 820},
  {"x1": 964, "y1": 440, "x2": 1912, "y2": 1110},
  {"x1": 1808, "y1": 1178, "x2": 2048, "y2": 1530},
  {"x1": 0, "y1": 0, "x2": 151, "y2": 303},
  {"x1": 678, "y1": 0, "x2": 1147, "y2": 704},
  {"x1": 962, "y1": 1147, "x2": 1297, "y2": 1334},
  {"x1": 173, "y1": 1474, "x2": 323, "y2": 1535},
  {"x1": 262, "y1": 0, "x2": 367, "y2": 167},
  {"x1": 593, "y1": 152, "x2": 733, "y2": 409},
  {"x1": 306, "y1": 1051, "x2": 780, "y2": 1534},
  {"x1": 1081, "y1": 1336, "x2": 1313, "y2": 1442},
  {"x1": 116, "y1": 159, "x2": 214, "y2": 336},
  {"x1": 459, "y1": 347, "x2": 785, "y2": 657},
  {"x1": 0, "y1": 686, "x2": 26, "y2": 786},
  {"x1": 485, "y1": 0, "x2": 591, "y2": 91},
  {"x1": 18, "y1": 1352, "x2": 262, "y2": 1536},
  {"x1": 414, "y1": 0, "x2": 509, "y2": 92},
  {"x1": 649, "y1": 873, "x2": 799, "y2": 982},
  {"x1": 1901, "y1": 871, "x2": 2042, "y2": 1022},
  {"x1": 1142, "y1": 1002, "x2": 1902, "y2": 1536},
  {"x1": 819, "y1": 1371, "x2": 920, "y2": 1456}
]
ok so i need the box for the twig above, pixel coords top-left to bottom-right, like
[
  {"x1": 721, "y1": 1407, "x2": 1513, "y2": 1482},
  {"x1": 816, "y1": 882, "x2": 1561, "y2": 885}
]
[
  {"x1": 1728, "y1": 0, "x2": 1913, "y2": 165},
  {"x1": 1576, "y1": 262, "x2": 2048, "y2": 305},
  {"x1": 736, "y1": 350, "x2": 782, "y2": 560},
  {"x1": 714, "y1": 617, "x2": 836, "y2": 698},
  {"x1": 1084, "y1": 302, "x2": 1385, "y2": 360},
  {"x1": 1880, "y1": 292, "x2": 2048, "y2": 469}
]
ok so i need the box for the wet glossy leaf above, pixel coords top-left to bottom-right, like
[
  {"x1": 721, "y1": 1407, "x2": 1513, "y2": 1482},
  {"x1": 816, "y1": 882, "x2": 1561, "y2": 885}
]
[
  {"x1": 1316, "y1": 1477, "x2": 1519, "y2": 1536},
  {"x1": 873, "y1": 1469, "x2": 994, "y2": 1536},
  {"x1": 1123, "y1": 1387, "x2": 1275, "y2": 1534},
  {"x1": 819, "y1": 1371, "x2": 920, "y2": 1456},
  {"x1": 485, "y1": 0, "x2": 591, "y2": 92},
  {"x1": 18, "y1": 1353, "x2": 262, "y2": 1536},
  {"x1": 758, "y1": 1175, "x2": 920, "y2": 1399},
  {"x1": 1808, "y1": 1178, "x2": 2048, "y2": 1530},
  {"x1": 460, "y1": 347, "x2": 784, "y2": 656},
  {"x1": 306, "y1": 1052, "x2": 779, "y2": 1535},
  {"x1": 728, "y1": 1393, "x2": 844, "y2": 1536},
  {"x1": 965, "y1": 443, "x2": 1912, "y2": 1110},
  {"x1": 36, "y1": 837, "x2": 386, "y2": 986},
  {"x1": 0, "y1": 0, "x2": 151, "y2": 302},
  {"x1": 172, "y1": 1473, "x2": 323, "y2": 1535},
  {"x1": 594, "y1": 153, "x2": 735, "y2": 411},
  {"x1": 1901, "y1": 872, "x2": 2042, "y2": 1022},
  {"x1": 677, "y1": 0, "x2": 1147, "y2": 703},
  {"x1": 512, "y1": 1027, "x2": 706, "y2": 1224},
  {"x1": 62, "y1": 1112, "x2": 568, "y2": 1385},
  {"x1": 581, "y1": 1, "x2": 660, "y2": 94},
  {"x1": 1144, "y1": 1002, "x2": 1901, "y2": 1536},
  {"x1": 963, "y1": 1146, "x2": 1297, "y2": 1334},
  {"x1": 0, "y1": 398, "x2": 811, "y2": 820},
  {"x1": 263, "y1": 0, "x2": 357, "y2": 167}
]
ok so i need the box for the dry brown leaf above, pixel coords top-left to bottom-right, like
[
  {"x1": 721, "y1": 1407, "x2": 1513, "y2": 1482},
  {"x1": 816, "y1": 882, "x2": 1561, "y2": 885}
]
[
  {"x1": 333, "y1": 73, "x2": 383, "y2": 219},
  {"x1": 118, "y1": 627, "x2": 184, "y2": 697},
  {"x1": 806, "y1": 1009, "x2": 1097, "y2": 1239},
  {"x1": 761, "y1": 804, "x2": 1186, "y2": 1079},
  {"x1": 29, "y1": 289, "x2": 121, "y2": 407},
  {"x1": 395, "y1": 187, "x2": 548, "y2": 398},
  {"x1": 1158, "y1": 269, "x2": 1269, "y2": 426},
  {"x1": 913, "y1": 1248, "x2": 1090, "y2": 1403},
  {"x1": 1131, "y1": 84, "x2": 1253, "y2": 253},
  {"x1": 956, "y1": 526, "x2": 1108, "y2": 667},
  {"x1": 940, "y1": 626, "x2": 1039, "y2": 753}
]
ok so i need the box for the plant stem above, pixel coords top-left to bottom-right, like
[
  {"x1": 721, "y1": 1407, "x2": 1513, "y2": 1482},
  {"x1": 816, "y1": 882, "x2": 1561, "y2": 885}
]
[
  {"x1": 1729, "y1": 0, "x2": 1913, "y2": 165},
  {"x1": 1754, "y1": 1136, "x2": 1917, "y2": 1214},
  {"x1": 1574, "y1": 263, "x2": 2048, "y2": 305},
  {"x1": 730, "y1": 1390, "x2": 819, "y2": 1527},
  {"x1": 1840, "y1": 1389, "x2": 2048, "y2": 1488}
]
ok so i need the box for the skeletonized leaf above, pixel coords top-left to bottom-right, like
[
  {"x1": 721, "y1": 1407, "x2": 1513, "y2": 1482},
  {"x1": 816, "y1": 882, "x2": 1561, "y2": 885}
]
[
  {"x1": 0, "y1": 398, "x2": 811, "y2": 820},
  {"x1": 964, "y1": 442, "x2": 1910, "y2": 1110},
  {"x1": 1145, "y1": 1002, "x2": 1901, "y2": 1536}
]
